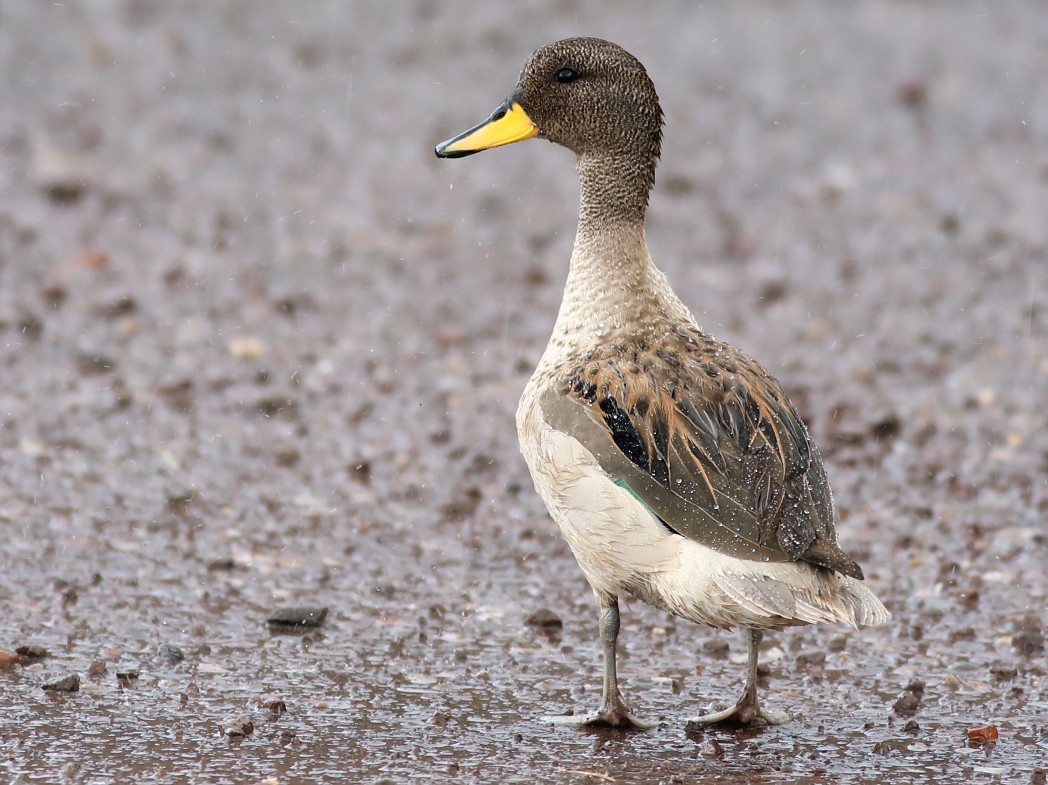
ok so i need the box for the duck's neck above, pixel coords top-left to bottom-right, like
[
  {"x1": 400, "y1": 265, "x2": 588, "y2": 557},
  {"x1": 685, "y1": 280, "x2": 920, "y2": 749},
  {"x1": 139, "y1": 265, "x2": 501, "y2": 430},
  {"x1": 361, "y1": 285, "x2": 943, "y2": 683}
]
[
  {"x1": 577, "y1": 152, "x2": 654, "y2": 229},
  {"x1": 544, "y1": 152, "x2": 692, "y2": 356}
]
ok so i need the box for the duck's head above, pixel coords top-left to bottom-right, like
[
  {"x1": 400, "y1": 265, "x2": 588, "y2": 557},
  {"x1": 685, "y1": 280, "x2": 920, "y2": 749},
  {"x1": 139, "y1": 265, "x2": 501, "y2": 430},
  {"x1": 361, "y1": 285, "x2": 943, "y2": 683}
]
[{"x1": 435, "y1": 37, "x2": 663, "y2": 165}]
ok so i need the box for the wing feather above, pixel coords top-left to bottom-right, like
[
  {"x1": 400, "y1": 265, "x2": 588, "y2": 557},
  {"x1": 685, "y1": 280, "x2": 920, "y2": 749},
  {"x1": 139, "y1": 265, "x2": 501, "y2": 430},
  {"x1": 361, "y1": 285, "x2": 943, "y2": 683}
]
[{"x1": 540, "y1": 328, "x2": 864, "y2": 578}]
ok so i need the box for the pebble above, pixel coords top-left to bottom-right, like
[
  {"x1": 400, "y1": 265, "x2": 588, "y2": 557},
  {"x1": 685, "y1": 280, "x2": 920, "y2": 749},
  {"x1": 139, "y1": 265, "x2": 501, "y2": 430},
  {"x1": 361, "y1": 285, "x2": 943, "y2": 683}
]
[
  {"x1": 905, "y1": 678, "x2": 926, "y2": 696},
  {"x1": 892, "y1": 681, "x2": 923, "y2": 717},
  {"x1": 702, "y1": 638, "x2": 729, "y2": 659},
  {"x1": 73, "y1": 250, "x2": 107, "y2": 269},
  {"x1": 16, "y1": 645, "x2": 49, "y2": 660},
  {"x1": 115, "y1": 669, "x2": 140, "y2": 682},
  {"x1": 525, "y1": 608, "x2": 563, "y2": 630},
  {"x1": 255, "y1": 694, "x2": 287, "y2": 717},
  {"x1": 267, "y1": 606, "x2": 329, "y2": 629},
  {"x1": 227, "y1": 336, "x2": 268, "y2": 360},
  {"x1": 0, "y1": 650, "x2": 19, "y2": 664},
  {"x1": 157, "y1": 643, "x2": 185, "y2": 663},
  {"x1": 42, "y1": 674, "x2": 81, "y2": 692},
  {"x1": 989, "y1": 663, "x2": 1018, "y2": 681},
  {"x1": 279, "y1": 730, "x2": 298, "y2": 745},
  {"x1": 222, "y1": 716, "x2": 254, "y2": 737},
  {"x1": 796, "y1": 650, "x2": 827, "y2": 671},
  {"x1": 1012, "y1": 630, "x2": 1044, "y2": 657},
  {"x1": 827, "y1": 634, "x2": 848, "y2": 653},
  {"x1": 256, "y1": 396, "x2": 298, "y2": 417},
  {"x1": 895, "y1": 79, "x2": 928, "y2": 109},
  {"x1": 698, "y1": 739, "x2": 724, "y2": 758},
  {"x1": 966, "y1": 723, "x2": 998, "y2": 744}
]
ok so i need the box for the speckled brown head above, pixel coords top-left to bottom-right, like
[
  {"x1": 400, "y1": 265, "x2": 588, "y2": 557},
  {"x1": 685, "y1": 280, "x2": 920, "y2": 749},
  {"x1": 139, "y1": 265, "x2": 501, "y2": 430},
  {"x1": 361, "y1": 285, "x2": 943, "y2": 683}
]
[{"x1": 435, "y1": 38, "x2": 664, "y2": 214}]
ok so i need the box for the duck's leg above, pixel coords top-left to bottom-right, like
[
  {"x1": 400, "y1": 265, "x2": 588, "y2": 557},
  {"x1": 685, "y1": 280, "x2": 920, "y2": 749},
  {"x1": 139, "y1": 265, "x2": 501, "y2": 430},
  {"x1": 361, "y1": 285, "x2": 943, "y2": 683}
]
[
  {"x1": 543, "y1": 598, "x2": 657, "y2": 729},
  {"x1": 685, "y1": 628, "x2": 791, "y2": 727}
]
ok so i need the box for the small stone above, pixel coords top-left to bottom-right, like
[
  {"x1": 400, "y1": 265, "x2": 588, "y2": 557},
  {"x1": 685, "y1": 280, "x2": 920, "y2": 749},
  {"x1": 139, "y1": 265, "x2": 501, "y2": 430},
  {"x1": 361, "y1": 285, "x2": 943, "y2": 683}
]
[
  {"x1": 947, "y1": 627, "x2": 976, "y2": 644},
  {"x1": 16, "y1": 645, "x2": 49, "y2": 659},
  {"x1": 796, "y1": 650, "x2": 826, "y2": 671},
  {"x1": 74, "y1": 250, "x2": 108, "y2": 269},
  {"x1": 431, "y1": 710, "x2": 451, "y2": 727},
  {"x1": 257, "y1": 694, "x2": 287, "y2": 716},
  {"x1": 966, "y1": 723, "x2": 998, "y2": 744},
  {"x1": 0, "y1": 650, "x2": 19, "y2": 664},
  {"x1": 42, "y1": 674, "x2": 81, "y2": 692},
  {"x1": 275, "y1": 449, "x2": 300, "y2": 467},
  {"x1": 896, "y1": 79, "x2": 928, "y2": 109},
  {"x1": 157, "y1": 643, "x2": 185, "y2": 663},
  {"x1": 827, "y1": 634, "x2": 847, "y2": 653},
  {"x1": 76, "y1": 351, "x2": 117, "y2": 375},
  {"x1": 96, "y1": 294, "x2": 137, "y2": 319},
  {"x1": 41, "y1": 282, "x2": 67, "y2": 306},
  {"x1": 1012, "y1": 630, "x2": 1044, "y2": 657},
  {"x1": 698, "y1": 739, "x2": 724, "y2": 758},
  {"x1": 525, "y1": 608, "x2": 563, "y2": 630},
  {"x1": 87, "y1": 660, "x2": 108, "y2": 678},
  {"x1": 227, "y1": 336, "x2": 267, "y2": 359},
  {"x1": 279, "y1": 730, "x2": 298, "y2": 745},
  {"x1": 989, "y1": 663, "x2": 1018, "y2": 681},
  {"x1": 256, "y1": 396, "x2": 297, "y2": 417},
  {"x1": 166, "y1": 491, "x2": 194, "y2": 508},
  {"x1": 904, "y1": 678, "x2": 926, "y2": 696},
  {"x1": 702, "y1": 638, "x2": 729, "y2": 659},
  {"x1": 18, "y1": 438, "x2": 46, "y2": 458},
  {"x1": 222, "y1": 716, "x2": 254, "y2": 737},
  {"x1": 892, "y1": 691, "x2": 920, "y2": 716},
  {"x1": 902, "y1": 720, "x2": 920, "y2": 734},
  {"x1": 266, "y1": 606, "x2": 328, "y2": 628},
  {"x1": 10, "y1": 306, "x2": 43, "y2": 339}
]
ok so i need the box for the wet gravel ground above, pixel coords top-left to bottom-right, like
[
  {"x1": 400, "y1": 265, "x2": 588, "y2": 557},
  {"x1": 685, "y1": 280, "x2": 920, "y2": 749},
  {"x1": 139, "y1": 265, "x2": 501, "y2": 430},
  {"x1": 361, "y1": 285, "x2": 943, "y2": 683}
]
[{"x1": 2, "y1": 2, "x2": 1047, "y2": 783}]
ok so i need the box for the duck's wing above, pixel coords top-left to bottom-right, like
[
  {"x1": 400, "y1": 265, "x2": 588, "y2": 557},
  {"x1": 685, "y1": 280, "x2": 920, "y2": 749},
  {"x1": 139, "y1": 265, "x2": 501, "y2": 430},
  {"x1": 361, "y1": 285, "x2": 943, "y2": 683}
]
[{"x1": 539, "y1": 328, "x2": 864, "y2": 579}]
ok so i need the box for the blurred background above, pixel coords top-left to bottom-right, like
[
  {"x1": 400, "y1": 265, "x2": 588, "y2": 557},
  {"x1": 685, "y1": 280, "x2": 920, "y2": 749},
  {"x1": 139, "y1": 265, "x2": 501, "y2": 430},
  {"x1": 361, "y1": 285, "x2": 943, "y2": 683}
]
[{"x1": 1, "y1": 2, "x2": 1045, "y2": 782}]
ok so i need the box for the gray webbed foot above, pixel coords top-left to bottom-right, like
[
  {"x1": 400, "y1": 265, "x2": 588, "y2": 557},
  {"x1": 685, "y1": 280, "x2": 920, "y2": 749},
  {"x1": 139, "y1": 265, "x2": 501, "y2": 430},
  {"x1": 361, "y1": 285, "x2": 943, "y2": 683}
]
[
  {"x1": 685, "y1": 700, "x2": 791, "y2": 728},
  {"x1": 543, "y1": 697, "x2": 657, "y2": 730}
]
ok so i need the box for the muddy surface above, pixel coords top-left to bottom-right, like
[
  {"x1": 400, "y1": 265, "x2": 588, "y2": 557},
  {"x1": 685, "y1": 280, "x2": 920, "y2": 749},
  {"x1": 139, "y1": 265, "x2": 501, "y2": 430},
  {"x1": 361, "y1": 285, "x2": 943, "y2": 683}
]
[{"x1": 2, "y1": 2, "x2": 1046, "y2": 783}]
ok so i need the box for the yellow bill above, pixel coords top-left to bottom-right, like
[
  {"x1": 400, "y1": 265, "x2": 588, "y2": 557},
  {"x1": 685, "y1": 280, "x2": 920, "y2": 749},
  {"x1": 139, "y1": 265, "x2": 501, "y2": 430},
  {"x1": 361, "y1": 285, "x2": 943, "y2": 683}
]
[{"x1": 435, "y1": 100, "x2": 538, "y2": 158}]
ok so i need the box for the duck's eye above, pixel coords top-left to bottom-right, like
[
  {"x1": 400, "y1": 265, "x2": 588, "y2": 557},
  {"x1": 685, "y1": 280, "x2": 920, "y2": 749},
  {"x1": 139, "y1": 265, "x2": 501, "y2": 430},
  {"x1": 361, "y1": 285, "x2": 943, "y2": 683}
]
[{"x1": 555, "y1": 67, "x2": 578, "y2": 84}]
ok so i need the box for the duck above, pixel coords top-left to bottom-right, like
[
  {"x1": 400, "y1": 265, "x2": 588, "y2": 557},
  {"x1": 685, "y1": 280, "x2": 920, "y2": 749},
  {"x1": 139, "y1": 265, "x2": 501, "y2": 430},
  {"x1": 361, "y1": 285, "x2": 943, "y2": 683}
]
[{"x1": 434, "y1": 37, "x2": 889, "y2": 729}]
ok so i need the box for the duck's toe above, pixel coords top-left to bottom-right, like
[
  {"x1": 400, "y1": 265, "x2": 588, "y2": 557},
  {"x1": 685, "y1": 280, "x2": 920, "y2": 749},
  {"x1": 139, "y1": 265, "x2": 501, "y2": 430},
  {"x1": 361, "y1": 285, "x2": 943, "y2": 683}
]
[
  {"x1": 685, "y1": 701, "x2": 791, "y2": 728},
  {"x1": 543, "y1": 700, "x2": 658, "y2": 730}
]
